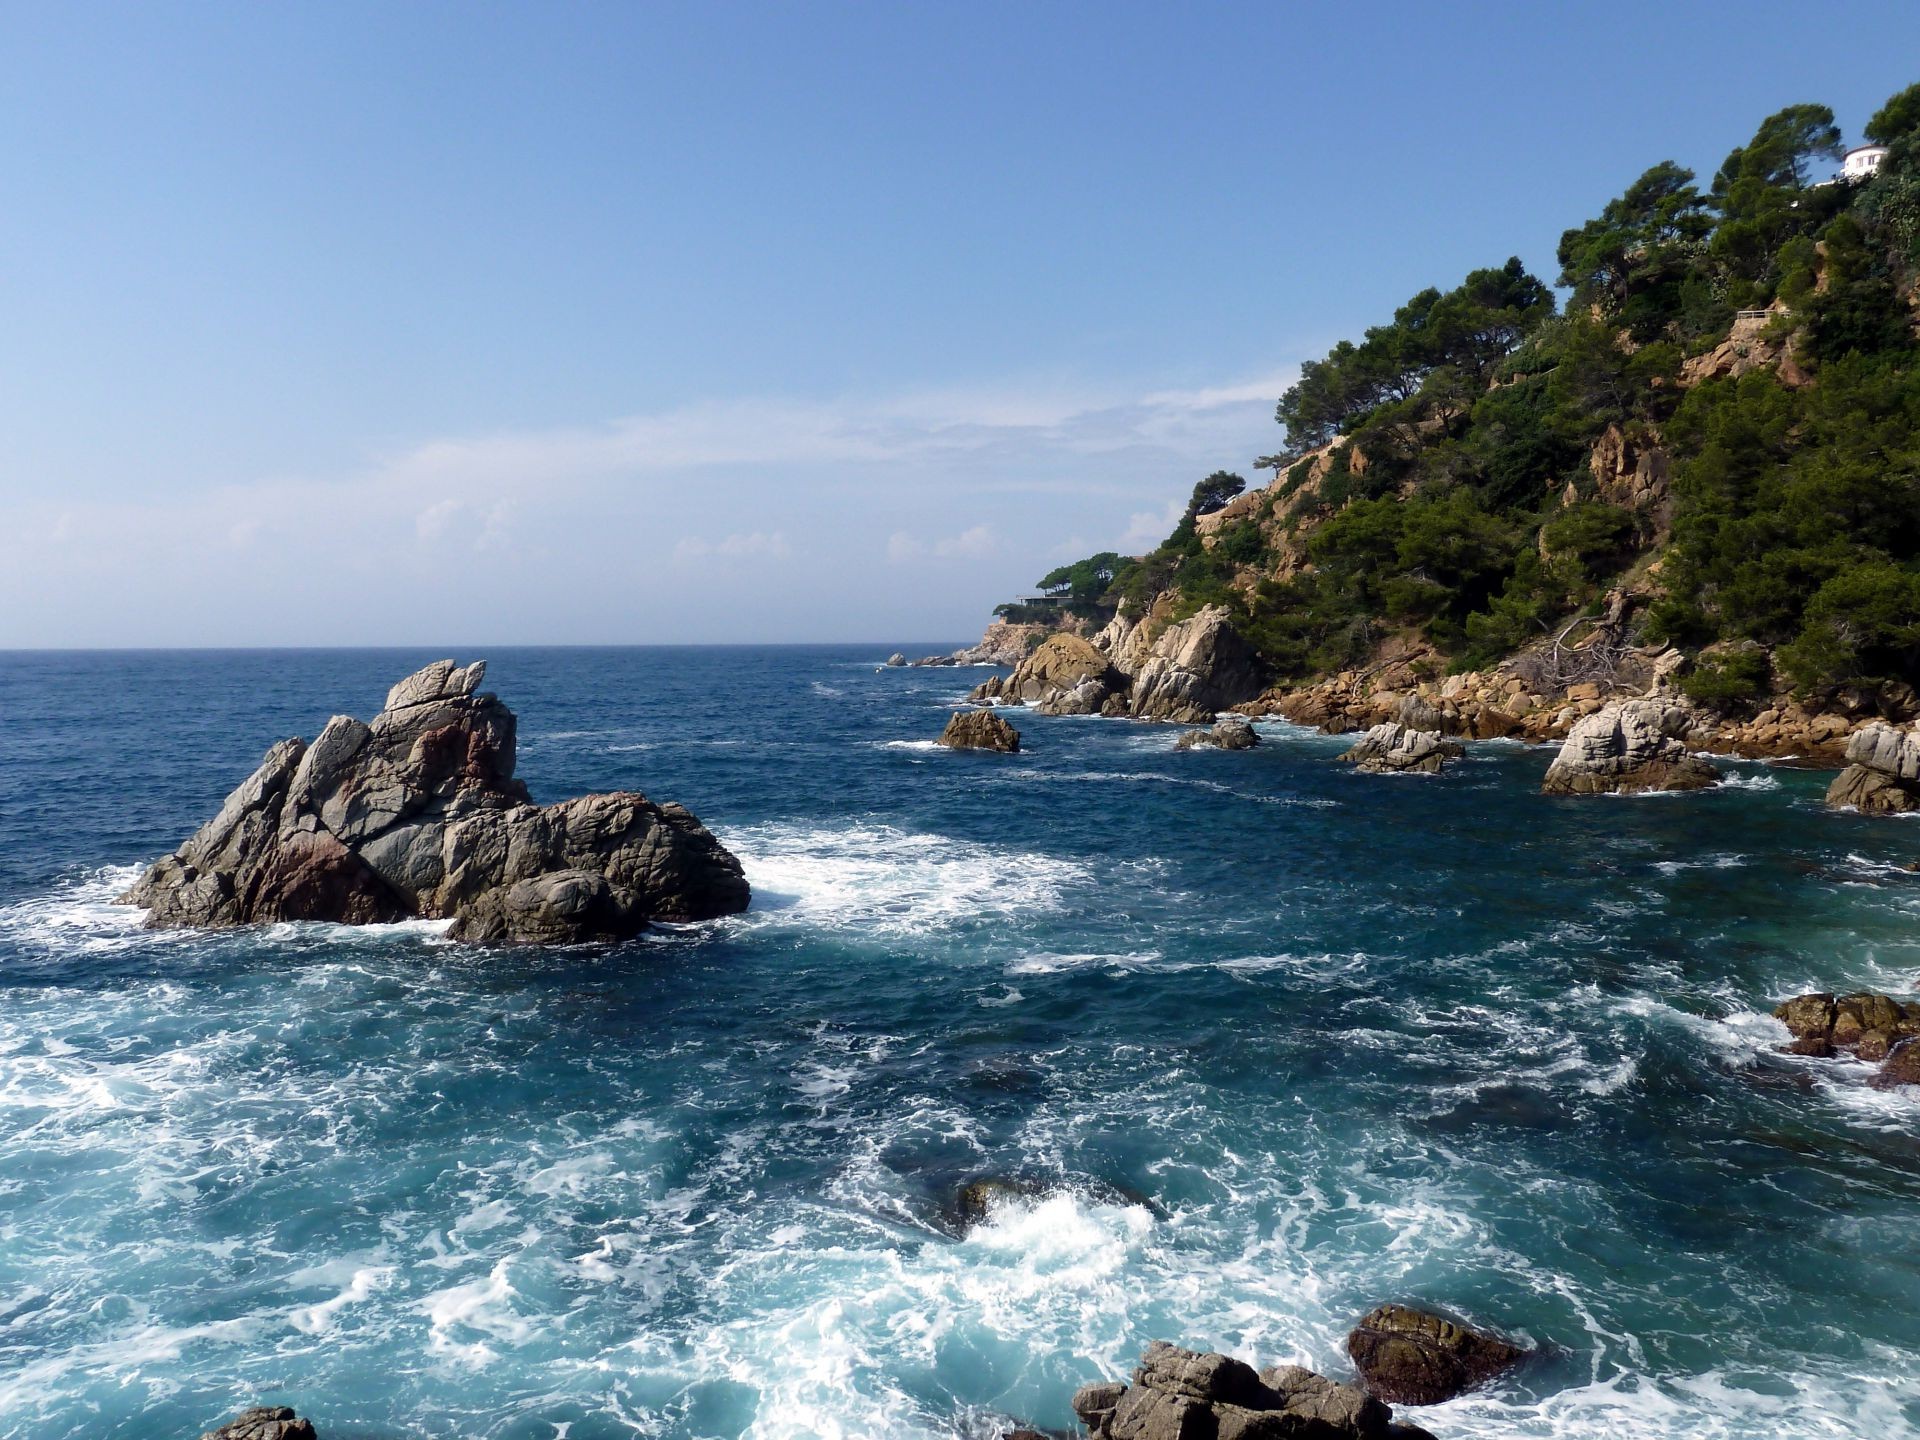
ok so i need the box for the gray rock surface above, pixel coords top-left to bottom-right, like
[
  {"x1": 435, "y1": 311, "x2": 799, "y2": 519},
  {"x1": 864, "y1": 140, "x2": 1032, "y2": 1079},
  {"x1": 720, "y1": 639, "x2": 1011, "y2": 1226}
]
[
  {"x1": 970, "y1": 633, "x2": 1121, "y2": 714},
  {"x1": 121, "y1": 661, "x2": 749, "y2": 944},
  {"x1": 1127, "y1": 606, "x2": 1266, "y2": 723},
  {"x1": 198, "y1": 1408, "x2": 317, "y2": 1440},
  {"x1": 1338, "y1": 723, "x2": 1462, "y2": 774},
  {"x1": 1540, "y1": 700, "x2": 1720, "y2": 795},
  {"x1": 1826, "y1": 722, "x2": 1920, "y2": 812}
]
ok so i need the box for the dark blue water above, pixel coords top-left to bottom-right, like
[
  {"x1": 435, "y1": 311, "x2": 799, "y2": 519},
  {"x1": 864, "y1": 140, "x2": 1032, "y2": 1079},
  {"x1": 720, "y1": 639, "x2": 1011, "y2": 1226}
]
[{"x1": 2, "y1": 647, "x2": 1918, "y2": 1440}]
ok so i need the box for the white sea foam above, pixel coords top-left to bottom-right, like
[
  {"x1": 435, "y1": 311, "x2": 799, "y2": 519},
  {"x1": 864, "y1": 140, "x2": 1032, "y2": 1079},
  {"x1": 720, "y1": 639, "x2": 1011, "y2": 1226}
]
[
  {"x1": 1715, "y1": 771, "x2": 1780, "y2": 791},
  {"x1": 727, "y1": 823, "x2": 1090, "y2": 936}
]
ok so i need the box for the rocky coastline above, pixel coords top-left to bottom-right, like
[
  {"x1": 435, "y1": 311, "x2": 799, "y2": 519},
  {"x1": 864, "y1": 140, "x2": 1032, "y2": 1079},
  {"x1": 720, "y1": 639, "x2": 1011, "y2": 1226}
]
[{"x1": 120, "y1": 660, "x2": 750, "y2": 944}]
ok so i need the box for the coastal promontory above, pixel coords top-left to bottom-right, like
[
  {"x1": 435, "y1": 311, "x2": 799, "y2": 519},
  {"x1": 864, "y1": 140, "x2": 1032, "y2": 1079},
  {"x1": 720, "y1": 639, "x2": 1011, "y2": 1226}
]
[{"x1": 121, "y1": 660, "x2": 749, "y2": 943}]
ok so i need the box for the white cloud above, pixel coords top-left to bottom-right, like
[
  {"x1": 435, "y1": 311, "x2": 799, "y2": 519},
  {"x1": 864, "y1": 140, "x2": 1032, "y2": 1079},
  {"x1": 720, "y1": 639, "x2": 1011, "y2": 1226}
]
[
  {"x1": 934, "y1": 524, "x2": 996, "y2": 558},
  {"x1": 415, "y1": 498, "x2": 463, "y2": 540},
  {"x1": 673, "y1": 530, "x2": 792, "y2": 565},
  {"x1": 885, "y1": 532, "x2": 925, "y2": 565},
  {"x1": 1119, "y1": 496, "x2": 1184, "y2": 552}
]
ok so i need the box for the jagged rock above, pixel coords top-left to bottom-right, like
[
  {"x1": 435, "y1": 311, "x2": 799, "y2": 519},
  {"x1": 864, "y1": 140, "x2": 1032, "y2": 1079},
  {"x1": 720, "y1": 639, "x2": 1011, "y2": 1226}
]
[
  {"x1": 199, "y1": 1408, "x2": 317, "y2": 1440},
  {"x1": 1174, "y1": 717, "x2": 1259, "y2": 751},
  {"x1": 1338, "y1": 723, "x2": 1463, "y2": 775},
  {"x1": 1075, "y1": 1342, "x2": 1398, "y2": 1440},
  {"x1": 1540, "y1": 700, "x2": 1721, "y2": 794},
  {"x1": 885, "y1": 652, "x2": 907, "y2": 667},
  {"x1": 971, "y1": 633, "x2": 1122, "y2": 714},
  {"x1": 1128, "y1": 607, "x2": 1266, "y2": 722},
  {"x1": 122, "y1": 661, "x2": 749, "y2": 944},
  {"x1": 1827, "y1": 722, "x2": 1920, "y2": 812},
  {"x1": 939, "y1": 709, "x2": 1022, "y2": 753},
  {"x1": 1772, "y1": 992, "x2": 1920, "y2": 1073},
  {"x1": 1346, "y1": 1304, "x2": 1526, "y2": 1406},
  {"x1": 1872, "y1": 1038, "x2": 1920, "y2": 1089},
  {"x1": 917, "y1": 619, "x2": 1061, "y2": 667}
]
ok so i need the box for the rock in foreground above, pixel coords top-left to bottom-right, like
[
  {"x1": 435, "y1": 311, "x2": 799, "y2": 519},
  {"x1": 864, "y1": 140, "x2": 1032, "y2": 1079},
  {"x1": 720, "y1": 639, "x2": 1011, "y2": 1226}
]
[
  {"x1": 1174, "y1": 716, "x2": 1259, "y2": 751},
  {"x1": 939, "y1": 709, "x2": 1022, "y2": 752},
  {"x1": 199, "y1": 1408, "x2": 317, "y2": 1440},
  {"x1": 1338, "y1": 723, "x2": 1462, "y2": 774},
  {"x1": 1540, "y1": 700, "x2": 1720, "y2": 795},
  {"x1": 1772, "y1": 991, "x2": 1920, "y2": 1081},
  {"x1": 1073, "y1": 1341, "x2": 1434, "y2": 1440},
  {"x1": 122, "y1": 660, "x2": 749, "y2": 944},
  {"x1": 1826, "y1": 723, "x2": 1920, "y2": 813},
  {"x1": 1346, "y1": 1305, "x2": 1526, "y2": 1406}
]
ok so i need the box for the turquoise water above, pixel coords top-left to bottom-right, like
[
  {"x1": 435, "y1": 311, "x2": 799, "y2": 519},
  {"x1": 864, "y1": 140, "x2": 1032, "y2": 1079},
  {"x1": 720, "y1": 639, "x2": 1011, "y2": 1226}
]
[{"x1": 2, "y1": 647, "x2": 1918, "y2": 1440}]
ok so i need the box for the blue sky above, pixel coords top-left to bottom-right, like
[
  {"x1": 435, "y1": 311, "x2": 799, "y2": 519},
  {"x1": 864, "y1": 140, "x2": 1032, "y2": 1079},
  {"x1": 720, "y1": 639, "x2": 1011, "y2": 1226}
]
[{"x1": 3, "y1": 2, "x2": 1916, "y2": 647}]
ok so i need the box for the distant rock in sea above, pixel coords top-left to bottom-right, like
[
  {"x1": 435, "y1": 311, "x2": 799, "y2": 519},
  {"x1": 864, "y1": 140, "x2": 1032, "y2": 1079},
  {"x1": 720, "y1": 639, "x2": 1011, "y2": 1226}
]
[
  {"x1": 939, "y1": 709, "x2": 1021, "y2": 752},
  {"x1": 1338, "y1": 722, "x2": 1462, "y2": 774},
  {"x1": 1174, "y1": 716, "x2": 1259, "y2": 751},
  {"x1": 120, "y1": 660, "x2": 749, "y2": 943},
  {"x1": 1541, "y1": 699, "x2": 1721, "y2": 794}
]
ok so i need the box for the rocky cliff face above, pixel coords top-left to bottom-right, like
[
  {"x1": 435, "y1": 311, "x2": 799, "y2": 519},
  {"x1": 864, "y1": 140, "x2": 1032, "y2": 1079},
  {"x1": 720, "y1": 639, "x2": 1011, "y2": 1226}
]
[
  {"x1": 1826, "y1": 722, "x2": 1920, "y2": 812},
  {"x1": 121, "y1": 660, "x2": 750, "y2": 943}
]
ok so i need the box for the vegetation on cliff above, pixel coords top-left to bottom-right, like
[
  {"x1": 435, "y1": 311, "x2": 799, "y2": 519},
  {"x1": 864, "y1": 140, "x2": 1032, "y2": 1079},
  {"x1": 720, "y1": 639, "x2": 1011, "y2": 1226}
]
[{"x1": 1018, "y1": 84, "x2": 1920, "y2": 708}]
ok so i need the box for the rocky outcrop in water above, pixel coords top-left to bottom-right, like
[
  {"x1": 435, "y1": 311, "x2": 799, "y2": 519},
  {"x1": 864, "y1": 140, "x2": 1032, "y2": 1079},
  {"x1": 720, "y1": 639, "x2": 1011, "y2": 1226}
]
[
  {"x1": 1540, "y1": 700, "x2": 1720, "y2": 795},
  {"x1": 971, "y1": 633, "x2": 1121, "y2": 714},
  {"x1": 913, "y1": 619, "x2": 1063, "y2": 667},
  {"x1": 939, "y1": 709, "x2": 1021, "y2": 752},
  {"x1": 1174, "y1": 717, "x2": 1259, "y2": 751},
  {"x1": 1072, "y1": 1342, "x2": 1434, "y2": 1440},
  {"x1": 1773, "y1": 992, "x2": 1920, "y2": 1081},
  {"x1": 1825, "y1": 723, "x2": 1920, "y2": 813},
  {"x1": 199, "y1": 1409, "x2": 317, "y2": 1440},
  {"x1": 121, "y1": 660, "x2": 750, "y2": 944},
  {"x1": 1338, "y1": 723, "x2": 1462, "y2": 775},
  {"x1": 1346, "y1": 1305, "x2": 1527, "y2": 1406},
  {"x1": 1125, "y1": 606, "x2": 1265, "y2": 723}
]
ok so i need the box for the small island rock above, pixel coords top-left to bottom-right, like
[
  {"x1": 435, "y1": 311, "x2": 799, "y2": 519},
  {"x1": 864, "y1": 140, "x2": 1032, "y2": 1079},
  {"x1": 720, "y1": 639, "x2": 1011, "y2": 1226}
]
[
  {"x1": 939, "y1": 709, "x2": 1022, "y2": 752},
  {"x1": 1541, "y1": 699, "x2": 1720, "y2": 795},
  {"x1": 121, "y1": 660, "x2": 749, "y2": 944},
  {"x1": 1774, "y1": 991, "x2": 1920, "y2": 1080},
  {"x1": 1174, "y1": 716, "x2": 1259, "y2": 751},
  {"x1": 885, "y1": 652, "x2": 908, "y2": 667},
  {"x1": 1346, "y1": 1304, "x2": 1526, "y2": 1406},
  {"x1": 1338, "y1": 723, "x2": 1463, "y2": 774},
  {"x1": 199, "y1": 1408, "x2": 317, "y2": 1440}
]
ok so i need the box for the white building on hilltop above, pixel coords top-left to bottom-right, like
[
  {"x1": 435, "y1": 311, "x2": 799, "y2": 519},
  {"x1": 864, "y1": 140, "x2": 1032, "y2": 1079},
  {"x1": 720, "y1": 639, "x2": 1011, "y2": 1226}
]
[{"x1": 1841, "y1": 143, "x2": 1889, "y2": 181}]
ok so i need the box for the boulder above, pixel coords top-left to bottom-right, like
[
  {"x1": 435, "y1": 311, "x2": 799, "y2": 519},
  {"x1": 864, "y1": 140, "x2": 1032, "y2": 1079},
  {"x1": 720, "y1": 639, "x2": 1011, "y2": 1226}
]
[
  {"x1": 122, "y1": 661, "x2": 749, "y2": 944},
  {"x1": 1128, "y1": 607, "x2": 1266, "y2": 722},
  {"x1": 971, "y1": 633, "x2": 1122, "y2": 715},
  {"x1": 1540, "y1": 700, "x2": 1721, "y2": 795},
  {"x1": 1871, "y1": 1038, "x2": 1920, "y2": 1090},
  {"x1": 1826, "y1": 722, "x2": 1920, "y2": 812},
  {"x1": 1074, "y1": 1342, "x2": 1398, "y2": 1440},
  {"x1": 1346, "y1": 1304, "x2": 1526, "y2": 1406},
  {"x1": 1338, "y1": 723, "x2": 1463, "y2": 775},
  {"x1": 199, "y1": 1409, "x2": 317, "y2": 1440},
  {"x1": 885, "y1": 652, "x2": 908, "y2": 667},
  {"x1": 939, "y1": 709, "x2": 1022, "y2": 753},
  {"x1": 1174, "y1": 717, "x2": 1260, "y2": 751}
]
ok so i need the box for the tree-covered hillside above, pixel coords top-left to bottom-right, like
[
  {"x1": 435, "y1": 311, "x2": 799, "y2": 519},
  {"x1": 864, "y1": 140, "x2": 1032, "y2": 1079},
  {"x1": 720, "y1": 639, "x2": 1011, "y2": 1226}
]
[{"x1": 1008, "y1": 84, "x2": 1920, "y2": 709}]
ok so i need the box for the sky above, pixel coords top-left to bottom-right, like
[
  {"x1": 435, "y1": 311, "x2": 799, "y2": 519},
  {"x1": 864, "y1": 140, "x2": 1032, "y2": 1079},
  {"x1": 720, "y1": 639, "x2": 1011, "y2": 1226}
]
[{"x1": 2, "y1": 2, "x2": 1917, "y2": 648}]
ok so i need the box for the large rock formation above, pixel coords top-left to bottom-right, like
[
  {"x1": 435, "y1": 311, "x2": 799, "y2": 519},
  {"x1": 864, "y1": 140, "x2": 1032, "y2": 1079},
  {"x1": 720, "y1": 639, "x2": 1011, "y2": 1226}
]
[
  {"x1": 1072, "y1": 1341, "x2": 1434, "y2": 1440},
  {"x1": 1826, "y1": 722, "x2": 1920, "y2": 813},
  {"x1": 199, "y1": 1409, "x2": 317, "y2": 1440},
  {"x1": 1126, "y1": 606, "x2": 1266, "y2": 723},
  {"x1": 939, "y1": 709, "x2": 1021, "y2": 752},
  {"x1": 1346, "y1": 1305, "x2": 1527, "y2": 1406},
  {"x1": 1338, "y1": 723, "x2": 1463, "y2": 775},
  {"x1": 121, "y1": 660, "x2": 749, "y2": 944},
  {"x1": 1174, "y1": 716, "x2": 1259, "y2": 751},
  {"x1": 970, "y1": 633, "x2": 1122, "y2": 714},
  {"x1": 1540, "y1": 699, "x2": 1721, "y2": 795}
]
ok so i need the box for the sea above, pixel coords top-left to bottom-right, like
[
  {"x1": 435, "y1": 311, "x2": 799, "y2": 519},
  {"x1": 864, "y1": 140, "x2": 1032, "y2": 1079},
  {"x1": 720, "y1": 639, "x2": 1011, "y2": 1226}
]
[{"x1": 1, "y1": 646, "x2": 1917, "y2": 1440}]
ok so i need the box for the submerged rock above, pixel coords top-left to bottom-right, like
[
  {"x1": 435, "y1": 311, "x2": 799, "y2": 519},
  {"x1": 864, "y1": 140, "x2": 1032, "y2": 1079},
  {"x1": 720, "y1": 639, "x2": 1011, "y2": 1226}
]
[
  {"x1": 1826, "y1": 723, "x2": 1920, "y2": 813},
  {"x1": 1540, "y1": 700, "x2": 1720, "y2": 795},
  {"x1": 1072, "y1": 1341, "x2": 1409, "y2": 1439},
  {"x1": 1338, "y1": 723, "x2": 1463, "y2": 774},
  {"x1": 121, "y1": 660, "x2": 749, "y2": 944},
  {"x1": 939, "y1": 709, "x2": 1022, "y2": 752},
  {"x1": 1174, "y1": 716, "x2": 1259, "y2": 751},
  {"x1": 199, "y1": 1408, "x2": 317, "y2": 1440},
  {"x1": 1346, "y1": 1304, "x2": 1527, "y2": 1405}
]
